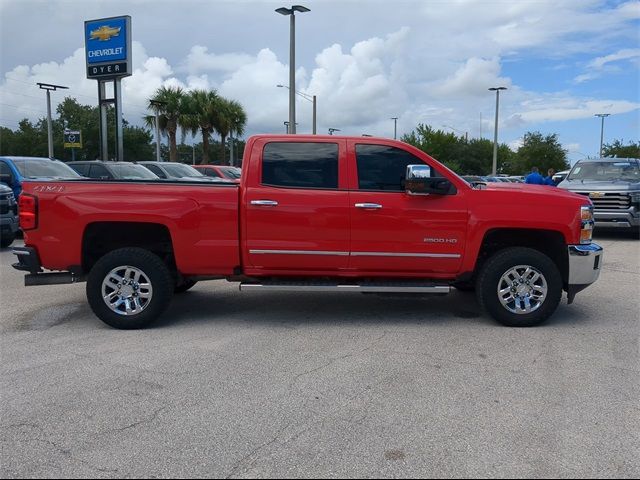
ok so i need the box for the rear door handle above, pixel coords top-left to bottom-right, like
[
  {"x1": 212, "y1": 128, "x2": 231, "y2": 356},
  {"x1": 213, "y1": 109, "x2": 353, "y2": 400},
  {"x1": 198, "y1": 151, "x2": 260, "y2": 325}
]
[
  {"x1": 250, "y1": 200, "x2": 279, "y2": 207},
  {"x1": 355, "y1": 203, "x2": 382, "y2": 210}
]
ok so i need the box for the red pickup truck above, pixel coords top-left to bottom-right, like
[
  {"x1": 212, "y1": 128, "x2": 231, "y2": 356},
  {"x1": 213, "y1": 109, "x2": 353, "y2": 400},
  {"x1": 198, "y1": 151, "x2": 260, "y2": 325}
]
[{"x1": 13, "y1": 135, "x2": 603, "y2": 329}]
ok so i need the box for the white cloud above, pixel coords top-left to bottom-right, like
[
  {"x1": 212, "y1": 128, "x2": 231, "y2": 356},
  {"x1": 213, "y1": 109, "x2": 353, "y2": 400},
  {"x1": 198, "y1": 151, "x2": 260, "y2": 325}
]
[
  {"x1": 182, "y1": 46, "x2": 253, "y2": 75},
  {"x1": 574, "y1": 47, "x2": 640, "y2": 83},
  {"x1": 431, "y1": 57, "x2": 511, "y2": 97}
]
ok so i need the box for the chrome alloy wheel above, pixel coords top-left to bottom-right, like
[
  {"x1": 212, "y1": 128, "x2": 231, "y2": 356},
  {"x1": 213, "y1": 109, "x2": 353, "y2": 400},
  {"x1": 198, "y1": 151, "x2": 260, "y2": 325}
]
[
  {"x1": 101, "y1": 265, "x2": 153, "y2": 316},
  {"x1": 497, "y1": 264, "x2": 548, "y2": 315}
]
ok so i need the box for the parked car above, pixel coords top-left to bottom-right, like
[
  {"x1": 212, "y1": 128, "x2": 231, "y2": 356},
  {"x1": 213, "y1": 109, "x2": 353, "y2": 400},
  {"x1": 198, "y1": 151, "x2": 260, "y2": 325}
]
[
  {"x1": 68, "y1": 161, "x2": 159, "y2": 180},
  {"x1": 0, "y1": 156, "x2": 81, "y2": 199},
  {"x1": 193, "y1": 165, "x2": 242, "y2": 182},
  {"x1": 0, "y1": 182, "x2": 18, "y2": 248},
  {"x1": 14, "y1": 134, "x2": 602, "y2": 330},
  {"x1": 558, "y1": 158, "x2": 640, "y2": 232},
  {"x1": 461, "y1": 175, "x2": 486, "y2": 186},
  {"x1": 552, "y1": 169, "x2": 570, "y2": 185},
  {"x1": 138, "y1": 161, "x2": 232, "y2": 182}
]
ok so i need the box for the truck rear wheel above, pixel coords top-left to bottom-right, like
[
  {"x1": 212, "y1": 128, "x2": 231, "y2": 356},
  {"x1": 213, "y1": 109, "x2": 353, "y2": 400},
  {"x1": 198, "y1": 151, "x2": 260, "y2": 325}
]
[
  {"x1": 86, "y1": 247, "x2": 174, "y2": 329},
  {"x1": 476, "y1": 247, "x2": 562, "y2": 327}
]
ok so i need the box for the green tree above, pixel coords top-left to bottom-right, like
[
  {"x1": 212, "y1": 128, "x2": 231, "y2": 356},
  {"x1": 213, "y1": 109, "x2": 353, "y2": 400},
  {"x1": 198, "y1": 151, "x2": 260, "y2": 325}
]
[
  {"x1": 602, "y1": 139, "x2": 640, "y2": 158},
  {"x1": 401, "y1": 124, "x2": 465, "y2": 172},
  {"x1": 146, "y1": 86, "x2": 189, "y2": 162},
  {"x1": 513, "y1": 131, "x2": 569, "y2": 175},
  {"x1": 183, "y1": 89, "x2": 220, "y2": 164},
  {"x1": 401, "y1": 124, "x2": 514, "y2": 175},
  {"x1": 216, "y1": 98, "x2": 247, "y2": 165}
]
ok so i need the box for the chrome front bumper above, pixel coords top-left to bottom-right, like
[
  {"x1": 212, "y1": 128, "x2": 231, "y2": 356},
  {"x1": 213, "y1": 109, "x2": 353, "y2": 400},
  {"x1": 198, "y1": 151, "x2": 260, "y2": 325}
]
[{"x1": 566, "y1": 243, "x2": 603, "y2": 303}]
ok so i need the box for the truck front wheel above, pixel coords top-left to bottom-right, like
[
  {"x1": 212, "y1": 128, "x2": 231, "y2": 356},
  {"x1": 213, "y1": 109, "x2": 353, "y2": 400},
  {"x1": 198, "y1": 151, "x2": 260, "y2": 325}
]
[
  {"x1": 476, "y1": 247, "x2": 562, "y2": 327},
  {"x1": 86, "y1": 247, "x2": 174, "y2": 329}
]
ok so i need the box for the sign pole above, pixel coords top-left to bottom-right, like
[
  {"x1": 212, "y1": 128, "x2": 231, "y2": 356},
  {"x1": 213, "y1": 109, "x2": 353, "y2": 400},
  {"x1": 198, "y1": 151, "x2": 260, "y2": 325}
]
[
  {"x1": 114, "y1": 78, "x2": 124, "y2": 161},
  {"x1": 98, "y1": 80, "x2": 109, "y2": 160}
]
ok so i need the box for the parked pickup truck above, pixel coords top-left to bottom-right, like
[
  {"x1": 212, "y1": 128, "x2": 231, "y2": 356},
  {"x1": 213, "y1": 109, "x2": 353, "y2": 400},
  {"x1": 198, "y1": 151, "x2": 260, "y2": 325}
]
[
  {"x1": 558, "y1": 157, "x2": 640, "y2": 232},
  {"x1": 13, "y1": 135, "x2": 603, "y2": 329}
]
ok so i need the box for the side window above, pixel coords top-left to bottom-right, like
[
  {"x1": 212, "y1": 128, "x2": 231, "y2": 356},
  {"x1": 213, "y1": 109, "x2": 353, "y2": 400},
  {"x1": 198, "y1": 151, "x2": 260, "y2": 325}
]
[
  {"x1": 0, "y1": 161, "x2": 14, "y2": 185},
  {"x1": 262, "y1": 142, "x2": 338, "y2": 189},
  {"x1": 89, "y1": 164, "x2": 112, "y2": 179},
  {"x1": 71, "y1": 164, "x2": 89, "y2": 176},
  {"x1": 144, "y1": 164, "x2": 165, "y2": 178},
  {"x1": 356, "y1": 144, "x2": 434, "y2": 191},
  {"x1": 205, "y1": 168, "x2": 221, "y2": 178}
]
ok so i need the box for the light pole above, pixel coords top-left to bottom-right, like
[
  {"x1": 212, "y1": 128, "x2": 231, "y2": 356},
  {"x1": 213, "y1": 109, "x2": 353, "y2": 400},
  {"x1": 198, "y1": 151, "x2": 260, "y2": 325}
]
[
  {"x1": 276, "y1": 5, "x2": 310, "y2": 134},
  {"x1": 283, "y1": 121, "x2": 298, "y2": 133},
  {"x1": 595, "y1": 113, "x2": 610, "y2": 157},
  {"x1": 277, "y1": 84, "x2": 316, "y2": 134},
  {"x1": 391, "y1": 117, "x2": 398, "y2": 139},
  {"x1": 489, "y1": 87, "x2": 507, "y2": 176},
  {"x1": 328, "y1": 128, "x2": 340, "y2": 135},
  {"x1": 150, "y1": 100, "x2": 166, "y2": 162},
  {"x1": 37, "y1": 83, "x2": 68, "y2": 159}
]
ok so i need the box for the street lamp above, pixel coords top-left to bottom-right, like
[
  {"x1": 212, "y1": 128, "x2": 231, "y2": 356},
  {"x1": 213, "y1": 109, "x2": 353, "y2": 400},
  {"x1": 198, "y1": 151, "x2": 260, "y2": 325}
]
[
  {"x1": 149, "y1": 100, "x2": 167, "y2": 162},
  {"x1": 328, "y1": 128, "x2": 340, "y2": 135},
  {"x1": 277, "y1": 84, "x2": 316, "y2": 134},
  {"x1": 391, "y1": 117, "x2": 398, "y2": 139},
  {"x1": 283, "y1": 121, "x2": 299, "y2": 133},
  {"x1": 488, "y1": 86, "x2": 507, "y2": 176},
  {"x1": 37, "y1": 82, "x2": 68, "y2": 159},
  {"x1": 595, "y1": 113, "x2": 610, "y2": 157},
  {"x1": 276, "y1": 5, "x2": 310, "y2": 134}
]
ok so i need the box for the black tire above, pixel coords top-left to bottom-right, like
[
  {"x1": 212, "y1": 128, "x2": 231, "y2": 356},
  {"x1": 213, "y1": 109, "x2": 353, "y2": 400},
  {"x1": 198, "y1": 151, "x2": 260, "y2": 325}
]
[
  {"x1": 476, "y1": 247, "x2": 562, "y2": 327},
  {"x1": 0, "y1": 231, "x2": 15, "y2": 248},
  {"x1": 174, "y1": 279, "x2": 198, "y2": 293},
  {"x1": 86, "y1": 247, "x2": 174, "y2": 329}
]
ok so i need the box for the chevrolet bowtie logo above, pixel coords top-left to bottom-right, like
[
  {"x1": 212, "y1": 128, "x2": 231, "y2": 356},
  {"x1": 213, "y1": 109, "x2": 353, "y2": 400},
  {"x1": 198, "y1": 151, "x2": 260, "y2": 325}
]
[
  {"x1": 589, "y1": 192, "x2": 605, "y2": 199},
  {"x1": 90, "y1": 25, "x2": 121, "y2": 41}
]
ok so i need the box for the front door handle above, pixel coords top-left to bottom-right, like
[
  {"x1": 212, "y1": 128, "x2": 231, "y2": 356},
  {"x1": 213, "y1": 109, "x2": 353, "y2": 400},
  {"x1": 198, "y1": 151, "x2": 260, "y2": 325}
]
[
  {"x1": 355, "y1": 203, "x2": 383, "y2": 210},
  {"x1": 250, "y1": 200, "x2": 279, "y2": 207}
]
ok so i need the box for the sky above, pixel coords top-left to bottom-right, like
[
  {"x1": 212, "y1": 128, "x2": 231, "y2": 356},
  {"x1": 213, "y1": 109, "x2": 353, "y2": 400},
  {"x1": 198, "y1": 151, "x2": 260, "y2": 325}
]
[{"x1": 0, "y1": 0, "x2": 638, "y2": 164}]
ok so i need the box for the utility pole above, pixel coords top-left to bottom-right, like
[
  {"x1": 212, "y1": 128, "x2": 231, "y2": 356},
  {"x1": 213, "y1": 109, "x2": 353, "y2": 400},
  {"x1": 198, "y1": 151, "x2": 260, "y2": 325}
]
[
  {"x1": 37, "y1": 83, "x2": 68, "y2": 159},
  {"x1": 595, "y1": 113, "x2": 610, "y2": 157}
]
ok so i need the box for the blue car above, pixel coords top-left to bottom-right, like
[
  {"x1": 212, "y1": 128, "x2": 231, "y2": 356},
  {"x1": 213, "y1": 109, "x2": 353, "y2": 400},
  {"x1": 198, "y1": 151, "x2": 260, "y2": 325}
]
[{"x1": 0, "y1": 156, "x2": 81, "y2": 199}]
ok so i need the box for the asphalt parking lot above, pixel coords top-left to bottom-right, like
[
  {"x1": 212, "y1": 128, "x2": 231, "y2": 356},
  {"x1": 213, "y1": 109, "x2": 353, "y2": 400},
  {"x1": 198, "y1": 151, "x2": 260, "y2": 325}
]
[{"x1": 1, "y1": 233, "x2": 639, "y2": 478}]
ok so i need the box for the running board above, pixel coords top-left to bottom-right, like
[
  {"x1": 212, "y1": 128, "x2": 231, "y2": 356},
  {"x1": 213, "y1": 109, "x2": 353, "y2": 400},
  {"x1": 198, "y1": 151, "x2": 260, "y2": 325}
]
[{"x1": 239, "y1": 281, "x2": 450, "y2": 294}]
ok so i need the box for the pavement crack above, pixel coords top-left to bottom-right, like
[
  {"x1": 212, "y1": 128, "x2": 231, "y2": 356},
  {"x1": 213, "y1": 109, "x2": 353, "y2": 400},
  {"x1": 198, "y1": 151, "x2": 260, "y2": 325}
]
[
  {"x1": 102, "y1": 406, "x2": 167, "y2": 434},
  {"x1": 224, "y1": 421, "x2": 292, "y2": 479}
]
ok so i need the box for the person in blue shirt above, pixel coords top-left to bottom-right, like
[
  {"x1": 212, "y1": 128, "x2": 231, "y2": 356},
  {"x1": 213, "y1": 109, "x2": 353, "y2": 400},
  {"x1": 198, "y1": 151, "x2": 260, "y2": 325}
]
[
  {"x1": 544, "y1": 168, "x2": 557, "y2": 186},
  {"x1": 524, "y1": 167, "x2": 545, "y2": 185}
]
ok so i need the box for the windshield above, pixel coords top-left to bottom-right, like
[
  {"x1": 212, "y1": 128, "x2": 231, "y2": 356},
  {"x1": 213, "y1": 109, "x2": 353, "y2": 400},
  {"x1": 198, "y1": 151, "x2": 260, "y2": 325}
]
[
  {"x1": 110, "y1": 164, "x2": 159, "y2": 179},
  {"x1": 220, "y1": 167, "x2": 241, "y2": 179},
  {"x1": 568, "y1": 160, "x2": 640, "y2": 181},
  {"x1": 162, "y1": 163, "x2": 204, "y2": 178},
  {"x1": 13, "y1": 158, "x2": 80, "y2": 178}
]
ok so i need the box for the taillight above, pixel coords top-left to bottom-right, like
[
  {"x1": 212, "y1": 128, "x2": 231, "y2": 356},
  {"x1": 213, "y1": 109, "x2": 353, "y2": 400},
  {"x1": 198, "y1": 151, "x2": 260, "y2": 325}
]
[{"x1": 19, "y1": 194, "x2": 38, "y2": 230}]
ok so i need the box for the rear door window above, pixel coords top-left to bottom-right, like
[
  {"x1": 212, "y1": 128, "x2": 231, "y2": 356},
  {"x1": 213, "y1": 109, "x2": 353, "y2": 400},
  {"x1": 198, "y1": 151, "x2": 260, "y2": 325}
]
[{"x1": 262, "y1": 142, "x2": 338, "y2": 189}]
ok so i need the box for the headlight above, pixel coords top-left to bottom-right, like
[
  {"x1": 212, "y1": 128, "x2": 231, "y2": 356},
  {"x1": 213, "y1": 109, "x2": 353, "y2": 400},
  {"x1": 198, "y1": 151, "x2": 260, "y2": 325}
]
[
  {"x1": 630, "y1": 192, "x2": 640, "y2": 206},
  {"x1": 580, "y1": 205, "x2": 594, "y2": 244}
]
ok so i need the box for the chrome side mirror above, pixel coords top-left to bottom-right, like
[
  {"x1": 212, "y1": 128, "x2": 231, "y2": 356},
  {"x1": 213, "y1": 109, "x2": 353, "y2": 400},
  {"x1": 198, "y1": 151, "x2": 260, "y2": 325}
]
[{"x1": 405, "y1": 164, "x2": 454, "y2": 196}]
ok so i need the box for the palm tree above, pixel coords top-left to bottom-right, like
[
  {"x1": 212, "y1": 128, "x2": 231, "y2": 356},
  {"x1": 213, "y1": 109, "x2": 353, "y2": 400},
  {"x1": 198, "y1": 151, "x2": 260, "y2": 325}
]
[
  {"x1": 145, "y1": 86, "x2": 188, "y2": 162},
  {"x1": 183, "y1": 89, "x2": 220, "y2": 164},
  {"x1": 217, "y1": 98, "x2": 247, "y2": 165}
]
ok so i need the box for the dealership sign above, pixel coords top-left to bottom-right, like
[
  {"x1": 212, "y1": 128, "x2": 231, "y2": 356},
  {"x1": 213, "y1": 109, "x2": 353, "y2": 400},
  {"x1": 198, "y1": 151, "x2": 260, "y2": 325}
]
[
  {"x1": 84, "y1": 16, "x2": 131, "y2": 79},
  {"x1": 64, "y1": 130, "x2": 82, "y2": 149}
]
